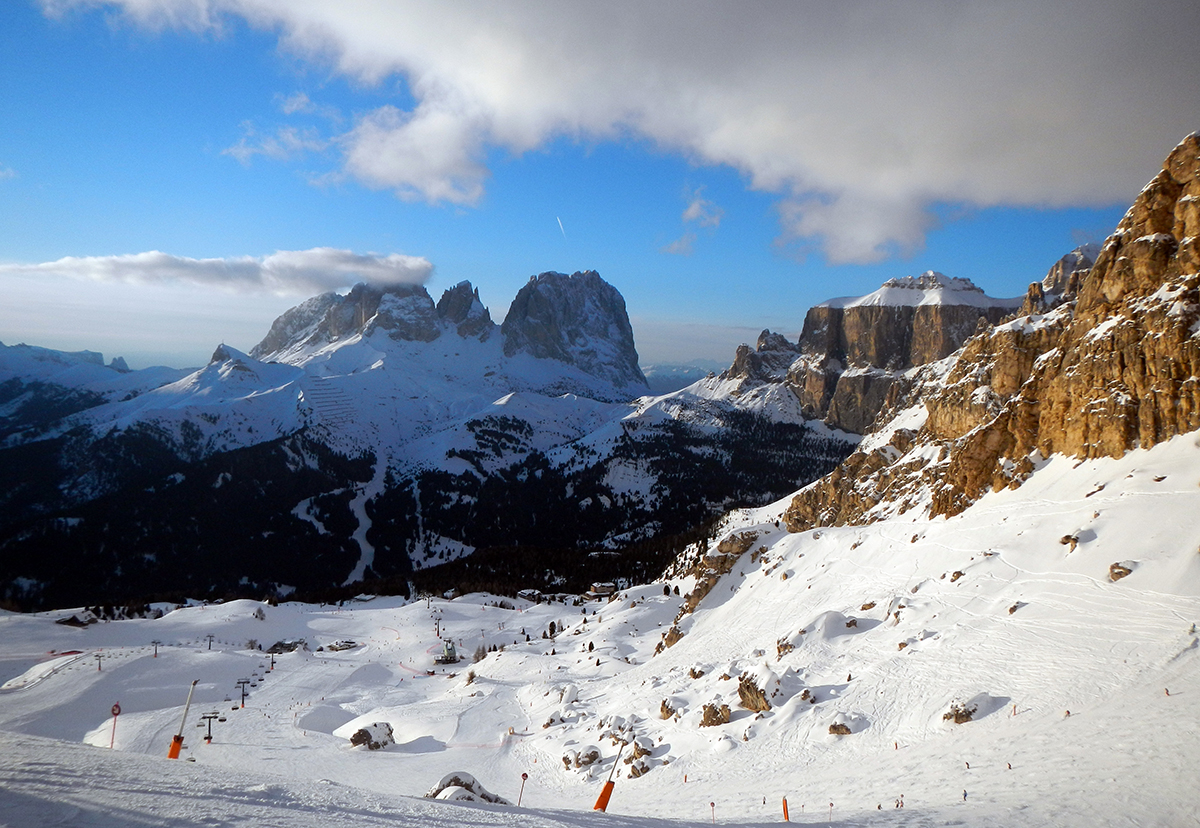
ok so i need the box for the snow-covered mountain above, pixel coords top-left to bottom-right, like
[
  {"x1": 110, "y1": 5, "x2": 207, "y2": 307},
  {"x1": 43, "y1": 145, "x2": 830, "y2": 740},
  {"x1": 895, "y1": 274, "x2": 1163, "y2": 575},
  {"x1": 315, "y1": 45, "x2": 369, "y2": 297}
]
[{"x1": 786, "y1": 132, "x2": 1200, "y2": 530}]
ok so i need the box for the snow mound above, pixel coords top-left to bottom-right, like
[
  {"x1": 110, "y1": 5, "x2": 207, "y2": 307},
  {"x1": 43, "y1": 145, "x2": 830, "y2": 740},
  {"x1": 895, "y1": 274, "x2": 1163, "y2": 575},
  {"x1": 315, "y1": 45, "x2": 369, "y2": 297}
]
[{"x1": 424, "y1": 772, "x2": 511, "y2": 804}]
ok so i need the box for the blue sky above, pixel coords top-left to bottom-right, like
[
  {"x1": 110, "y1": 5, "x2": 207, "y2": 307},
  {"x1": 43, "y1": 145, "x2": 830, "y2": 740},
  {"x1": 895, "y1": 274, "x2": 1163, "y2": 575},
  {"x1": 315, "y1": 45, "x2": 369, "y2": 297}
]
[{"x1": 1, "y1": 1, "x2": 1196, "y2": 369}]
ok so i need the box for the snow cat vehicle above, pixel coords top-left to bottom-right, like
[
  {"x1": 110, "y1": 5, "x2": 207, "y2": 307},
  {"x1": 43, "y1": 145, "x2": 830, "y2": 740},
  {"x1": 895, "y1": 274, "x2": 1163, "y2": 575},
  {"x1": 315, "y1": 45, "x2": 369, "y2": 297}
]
[{"x1": 433, "y1": 639, "x2": 459, "y2": 664}]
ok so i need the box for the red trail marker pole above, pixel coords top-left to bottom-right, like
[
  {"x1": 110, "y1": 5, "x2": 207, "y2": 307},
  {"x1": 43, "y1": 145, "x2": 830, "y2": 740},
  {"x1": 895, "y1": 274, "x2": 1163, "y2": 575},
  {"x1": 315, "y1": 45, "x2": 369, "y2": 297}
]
[
  {"x1": 782, "y1": 797, "x2": 789, "y2": 821},
  {"x1": 518, "y1": 773, "x2": 528, "y2": 806},
  {"x1": 109, "y1": 703, "x2": 120, "y2": 749}
]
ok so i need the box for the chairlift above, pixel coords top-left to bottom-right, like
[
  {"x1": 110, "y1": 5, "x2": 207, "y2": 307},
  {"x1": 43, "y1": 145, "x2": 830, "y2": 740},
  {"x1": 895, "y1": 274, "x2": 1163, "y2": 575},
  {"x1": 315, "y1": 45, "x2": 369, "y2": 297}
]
[{"x1": 218, "y1": 717, "x2": 227, "y2": 723}]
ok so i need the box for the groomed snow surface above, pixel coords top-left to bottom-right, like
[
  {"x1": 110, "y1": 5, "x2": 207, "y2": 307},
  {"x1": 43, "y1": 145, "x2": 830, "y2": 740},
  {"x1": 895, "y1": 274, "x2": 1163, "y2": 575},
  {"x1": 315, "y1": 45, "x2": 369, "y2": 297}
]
[{"x1": 3, "y1": 433, "x2": 1200, "y2": 827}]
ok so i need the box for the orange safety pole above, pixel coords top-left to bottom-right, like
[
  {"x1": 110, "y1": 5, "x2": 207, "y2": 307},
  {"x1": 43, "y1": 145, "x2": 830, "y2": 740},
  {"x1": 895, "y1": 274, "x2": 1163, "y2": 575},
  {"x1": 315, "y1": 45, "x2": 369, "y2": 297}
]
[
  {"x1": 593, "y1": 741, "x2": 626, "y2": 811},
  {"x1": 167, "y1": 680, "x2": 199, "y2": 759},
  {"x1": 782, "y1": 797, "x2": 789, "y2": 821}
]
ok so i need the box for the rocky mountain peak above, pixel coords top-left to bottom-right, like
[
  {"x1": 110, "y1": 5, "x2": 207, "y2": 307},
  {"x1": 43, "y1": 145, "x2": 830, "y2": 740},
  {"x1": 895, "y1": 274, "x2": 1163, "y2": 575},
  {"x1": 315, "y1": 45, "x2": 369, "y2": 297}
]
[
  {"x1": 1020, "y1": 244, "x2": 1099, "y2": 315},
  {"x1": 500, "y1": 270, "x2": 647, "y2": 391},
  {"x1": 723, "y1": 330, "x2": 799, "y2": 383},
  {"x1": 251, "y1": 283, "x2": 442, "y2": 359},
  {"x1": 436, "y1": 281, "x2": 494, "y2": 340},
  {"x1": 781, "y1": 271, "x2": 1022, "y2": 433}
]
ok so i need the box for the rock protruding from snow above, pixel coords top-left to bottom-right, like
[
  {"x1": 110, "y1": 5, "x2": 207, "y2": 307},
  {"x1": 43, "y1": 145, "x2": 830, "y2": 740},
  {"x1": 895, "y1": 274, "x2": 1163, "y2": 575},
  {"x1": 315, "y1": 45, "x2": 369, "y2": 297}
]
[
  {"x1": 348, "y1": 722, "x2": 394, "y2": 750},
  {"x1": 424, "y1": 772, "x2": 511, "y2": 804},
  {"x1": 501, "y1": 271, "x2": 647, "y2": 392}
]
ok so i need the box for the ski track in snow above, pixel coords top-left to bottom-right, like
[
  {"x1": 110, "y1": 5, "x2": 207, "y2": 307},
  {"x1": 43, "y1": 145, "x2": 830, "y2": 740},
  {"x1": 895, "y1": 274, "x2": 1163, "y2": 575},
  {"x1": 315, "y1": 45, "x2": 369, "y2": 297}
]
[{"x1": 344, "y1": 451, "x2": 388, "y2": 586}]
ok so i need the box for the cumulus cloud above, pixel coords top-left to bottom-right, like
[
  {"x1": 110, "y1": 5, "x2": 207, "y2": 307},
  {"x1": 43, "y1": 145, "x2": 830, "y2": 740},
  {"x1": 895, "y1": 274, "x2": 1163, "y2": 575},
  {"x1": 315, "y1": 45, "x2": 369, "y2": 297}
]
[
  {"x1": 340, "y1": 103, "x2": 489, "y2": 205},
  {"x1": 0, "y1": 248, "x2": 433, "y2": 295},
  {"x1": 46, "y1": 0, "x2": 1200, "y2": 262}
]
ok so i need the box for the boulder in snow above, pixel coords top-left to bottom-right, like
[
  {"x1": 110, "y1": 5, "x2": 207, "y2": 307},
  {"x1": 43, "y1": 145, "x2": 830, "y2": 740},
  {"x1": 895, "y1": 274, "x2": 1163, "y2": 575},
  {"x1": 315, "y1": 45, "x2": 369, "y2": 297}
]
[
  {"x1": 424, "y1": 772, "x2": 511, "y2": 804},
  {"x1": 348, "y1": 722, "x2": 394, "y2": 750}
]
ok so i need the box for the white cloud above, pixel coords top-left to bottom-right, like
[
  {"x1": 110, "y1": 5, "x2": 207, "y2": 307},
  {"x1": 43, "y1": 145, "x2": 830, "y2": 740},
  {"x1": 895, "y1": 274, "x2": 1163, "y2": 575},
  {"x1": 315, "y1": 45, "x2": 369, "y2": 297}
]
[
  {"x1": 0, "y1": 164, "x2": 15, "y2": 180},
  {"x1": 0, "y1": 248, "x2": 433, "y2": 295},
  {"x1": 223, "y1": 123, "x2": 328, "y2": 165},
  {"x1": 45, "y1": 0, "x2": 1200, "y2": 262},
  {"x1": 660, "y1": 232, "x2": 695, "y2": 257},
  {"x1": 340, "y1": 103, "x2": 489, "y2": 205},
  {"x1": 278, "y1": 91, "x2": 342, "y2": 122},
  {"x1": 682, "y1": 188, "x2": 722, "y2": 229}
]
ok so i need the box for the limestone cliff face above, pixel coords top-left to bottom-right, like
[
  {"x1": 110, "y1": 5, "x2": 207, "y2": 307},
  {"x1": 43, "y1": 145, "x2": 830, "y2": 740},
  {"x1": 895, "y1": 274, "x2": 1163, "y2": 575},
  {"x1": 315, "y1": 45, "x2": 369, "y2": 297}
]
[
  {"x1": 783, "y1": 274, "x2": 1020, "y2": 432},
  {"x1": 802, "y1": 273, "x2": 1021, "y2": 370},
  {"x1": 785, "y1": 133, "x2": 1200, "y2": 530},
  {"x1": 717, "y1": 274, "x2": 1024, "y2": 434}
]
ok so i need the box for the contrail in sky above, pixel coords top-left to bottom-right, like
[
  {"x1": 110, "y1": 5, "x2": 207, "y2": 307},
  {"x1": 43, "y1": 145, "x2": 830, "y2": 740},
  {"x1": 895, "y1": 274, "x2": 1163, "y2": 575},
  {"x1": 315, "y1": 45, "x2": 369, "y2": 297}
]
[{"x1": 556, "y1": 216, "x2": 566, "y2": 239}]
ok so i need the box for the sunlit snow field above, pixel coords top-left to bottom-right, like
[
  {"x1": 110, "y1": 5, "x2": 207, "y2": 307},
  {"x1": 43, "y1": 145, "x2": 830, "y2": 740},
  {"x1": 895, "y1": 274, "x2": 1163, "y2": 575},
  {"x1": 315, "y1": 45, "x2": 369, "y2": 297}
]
[{"x1": 2, "y1": 434, "x2": 1199, "y2": 827}]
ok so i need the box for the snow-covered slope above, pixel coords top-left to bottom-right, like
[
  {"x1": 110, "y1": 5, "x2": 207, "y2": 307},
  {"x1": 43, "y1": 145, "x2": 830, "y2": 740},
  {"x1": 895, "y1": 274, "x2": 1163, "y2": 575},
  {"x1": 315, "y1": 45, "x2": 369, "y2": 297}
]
[
  {"x1": 0, "y1": 341, "x2": 190, "y2": 441},
  {"x1": 1, "y1": 427, "x2": 1197, "y2": 827}
]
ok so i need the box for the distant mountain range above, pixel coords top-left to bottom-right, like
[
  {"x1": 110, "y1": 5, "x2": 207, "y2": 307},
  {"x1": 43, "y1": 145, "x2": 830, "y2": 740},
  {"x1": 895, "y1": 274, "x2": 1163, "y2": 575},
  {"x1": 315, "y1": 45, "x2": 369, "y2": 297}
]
[
  {"x1": 0, "y1": 232, "x2": 1108, "y2": 609},
  {"x1": 0, "y1": 271, "x2": 850, "y2": 608}
]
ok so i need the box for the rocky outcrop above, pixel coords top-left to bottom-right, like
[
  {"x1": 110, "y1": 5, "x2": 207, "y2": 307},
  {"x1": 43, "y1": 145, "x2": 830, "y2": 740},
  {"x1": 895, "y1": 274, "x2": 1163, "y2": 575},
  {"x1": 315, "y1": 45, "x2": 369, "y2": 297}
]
[
  {"x1": 501, "y1": 271, "x2": 647, "y2": 392},
  {"x1": 1021, "y1": 244, "x2": 1099, "y2": 315},
  {"x1": 785, "y1": 133, "x2": 1200, "y2": 530},
  {"x1": 725, "y1": 330, "x2": 799, "y2": 383},
  {"x1": 436, "y1": 281, "x2": 494, "y2": 340}
]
